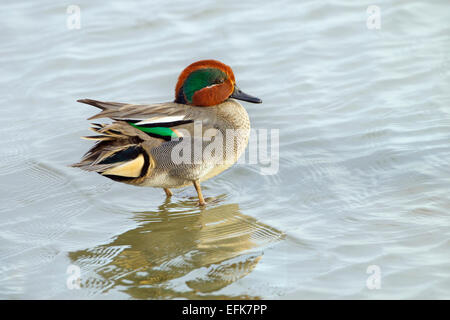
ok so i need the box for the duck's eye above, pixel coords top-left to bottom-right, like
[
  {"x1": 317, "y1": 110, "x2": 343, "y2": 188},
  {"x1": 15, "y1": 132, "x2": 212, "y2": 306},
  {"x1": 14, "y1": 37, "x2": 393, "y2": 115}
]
[{"x1": 215, "y1": 78, "x2": 225, "y2": 84}]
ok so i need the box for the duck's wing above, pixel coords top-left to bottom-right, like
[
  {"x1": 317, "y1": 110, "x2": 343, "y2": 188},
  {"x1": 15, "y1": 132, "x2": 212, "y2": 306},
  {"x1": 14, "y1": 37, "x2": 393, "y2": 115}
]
[
  {"x1": 72, "y1": 99, "x2": 220, "y2": 183},
  {"x1": 77, "y1": 99, "x2": 219, "y2": 141}
]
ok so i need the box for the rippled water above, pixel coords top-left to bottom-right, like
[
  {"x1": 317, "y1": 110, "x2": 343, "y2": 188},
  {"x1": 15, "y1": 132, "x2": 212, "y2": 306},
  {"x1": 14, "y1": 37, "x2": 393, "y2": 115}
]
[{"x1": 1, "y1": 0, "x2": 449, "y2": 299}]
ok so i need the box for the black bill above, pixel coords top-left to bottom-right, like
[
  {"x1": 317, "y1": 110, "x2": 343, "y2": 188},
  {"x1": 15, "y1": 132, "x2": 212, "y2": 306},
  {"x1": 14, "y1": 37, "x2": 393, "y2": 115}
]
[{"x1": 230, "y1": 86, "x2": 262, "y2": 104}]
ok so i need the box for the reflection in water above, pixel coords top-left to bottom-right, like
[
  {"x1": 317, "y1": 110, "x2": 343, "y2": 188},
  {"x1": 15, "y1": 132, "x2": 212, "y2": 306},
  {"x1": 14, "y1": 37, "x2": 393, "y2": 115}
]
[{"x1": 68, "y1": 197, "x2": 284, "y2": 299}]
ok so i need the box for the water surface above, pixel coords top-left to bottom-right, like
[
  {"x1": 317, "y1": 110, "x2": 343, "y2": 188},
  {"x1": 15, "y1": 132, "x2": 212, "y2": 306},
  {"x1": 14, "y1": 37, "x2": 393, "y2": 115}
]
[{"x1": 0, "y1": 0, "x2": 449, "y2": 299}]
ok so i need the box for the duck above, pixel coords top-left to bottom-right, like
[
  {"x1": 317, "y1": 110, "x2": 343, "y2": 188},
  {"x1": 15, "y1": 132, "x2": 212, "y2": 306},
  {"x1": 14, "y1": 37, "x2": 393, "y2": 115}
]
[{"x1": 72, "y1": 59, "x2": 262, "y2": 205}]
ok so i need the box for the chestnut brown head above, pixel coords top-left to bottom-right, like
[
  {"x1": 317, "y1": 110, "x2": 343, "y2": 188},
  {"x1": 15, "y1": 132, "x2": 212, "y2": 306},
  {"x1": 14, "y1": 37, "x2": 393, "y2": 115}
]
[{"x1": 175, "y1": 59, "x2": 262, "y2": 106}]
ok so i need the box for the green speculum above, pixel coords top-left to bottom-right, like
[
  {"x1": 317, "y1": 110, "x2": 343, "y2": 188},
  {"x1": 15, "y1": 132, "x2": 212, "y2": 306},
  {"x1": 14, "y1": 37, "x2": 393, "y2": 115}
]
[
  {"x1": 128, "y1": 122, "x2": 178, "y2": 138},
  {"x1": 182, "y1": 68, "x2": 226, "y2": 103}
]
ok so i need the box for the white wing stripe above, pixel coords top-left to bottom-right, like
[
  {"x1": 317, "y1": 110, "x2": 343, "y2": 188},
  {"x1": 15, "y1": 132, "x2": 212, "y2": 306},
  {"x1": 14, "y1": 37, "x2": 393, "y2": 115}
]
[{"x1": 135, "y1": 115, "x2": 185, "y2": 125}]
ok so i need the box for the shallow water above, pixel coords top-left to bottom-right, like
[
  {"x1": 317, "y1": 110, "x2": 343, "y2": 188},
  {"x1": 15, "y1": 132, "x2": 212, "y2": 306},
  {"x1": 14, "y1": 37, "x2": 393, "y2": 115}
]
[{"x1": 1, "y1": 0, "x2": 449, "y2": 299}]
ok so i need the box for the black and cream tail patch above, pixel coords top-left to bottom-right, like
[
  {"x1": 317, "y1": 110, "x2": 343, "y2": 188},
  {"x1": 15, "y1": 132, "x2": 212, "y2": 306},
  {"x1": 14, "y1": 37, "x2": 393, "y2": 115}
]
[{"x1": 99, "y1": 146, "x2": 152, "y2": 181}]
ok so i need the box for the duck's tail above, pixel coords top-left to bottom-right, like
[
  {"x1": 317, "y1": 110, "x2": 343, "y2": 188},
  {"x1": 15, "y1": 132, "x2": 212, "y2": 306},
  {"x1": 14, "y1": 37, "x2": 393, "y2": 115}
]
[
  {"x1": 76, "y1": 99, "x2": 128, "y2": 120},
  {"x1": 71, "y1": 122, "x2": 154, "y2": 183}
]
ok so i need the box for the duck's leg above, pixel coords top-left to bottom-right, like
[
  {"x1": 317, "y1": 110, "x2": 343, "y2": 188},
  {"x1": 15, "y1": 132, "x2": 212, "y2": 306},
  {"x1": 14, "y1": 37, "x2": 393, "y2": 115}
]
[
  {"x1": 163, "y1": 188, "x2": 173, "y2": 197},
  {"x1": 193, "y1": 180, "x2": 206, "y2": 206}
]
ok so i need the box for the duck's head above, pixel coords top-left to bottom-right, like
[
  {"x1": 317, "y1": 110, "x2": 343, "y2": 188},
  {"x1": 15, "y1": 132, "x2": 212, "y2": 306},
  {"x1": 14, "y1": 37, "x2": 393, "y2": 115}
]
[{"x1": 174, "y1": 59, "x2": 262, "y2": 106}]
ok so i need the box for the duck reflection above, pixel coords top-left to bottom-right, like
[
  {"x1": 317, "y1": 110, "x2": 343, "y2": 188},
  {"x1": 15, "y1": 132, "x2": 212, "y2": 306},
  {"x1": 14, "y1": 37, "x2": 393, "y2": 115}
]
[{"x1": 68, "y1": 197, "x2": 284, "y2": 299}]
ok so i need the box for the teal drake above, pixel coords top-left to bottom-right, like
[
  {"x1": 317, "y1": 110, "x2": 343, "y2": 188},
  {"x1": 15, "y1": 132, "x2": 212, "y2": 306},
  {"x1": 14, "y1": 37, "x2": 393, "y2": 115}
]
[{"x1": 72, "y1": 59, "x2": 262, "y2": 205}]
